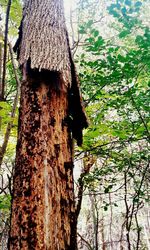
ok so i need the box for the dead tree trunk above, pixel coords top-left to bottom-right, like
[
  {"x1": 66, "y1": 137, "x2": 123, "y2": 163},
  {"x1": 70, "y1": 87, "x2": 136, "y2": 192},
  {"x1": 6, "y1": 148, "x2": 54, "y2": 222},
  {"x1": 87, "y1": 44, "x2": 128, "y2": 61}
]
[{"x1": 8, "y1": 0, "x2": 88, "y2": 249}]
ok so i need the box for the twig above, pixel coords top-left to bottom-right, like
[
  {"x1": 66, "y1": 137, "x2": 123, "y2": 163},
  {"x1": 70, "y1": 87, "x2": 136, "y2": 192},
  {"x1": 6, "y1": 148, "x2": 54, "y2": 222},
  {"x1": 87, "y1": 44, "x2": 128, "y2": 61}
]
[
  {"x1": 130, "y1": 94, "x2": 150, "y2": 141},
  {"x1": 77, "y1": 233, "x2": 93, "y2": 250}
]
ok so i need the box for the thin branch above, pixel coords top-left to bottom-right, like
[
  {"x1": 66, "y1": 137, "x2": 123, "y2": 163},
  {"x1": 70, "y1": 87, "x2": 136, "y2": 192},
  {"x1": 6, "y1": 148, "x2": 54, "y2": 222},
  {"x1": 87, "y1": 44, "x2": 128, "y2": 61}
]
[
  {"x1": 124, "y1": 171, "x2": 131, "y2": 250},
  {"x1": 0, "y1": 43, "x2": 20, "y2": 168},
  {"x1": 75, "y1": 137, "x2": 147, "y2": 159},
  {"x1": 75, "y1": 155, "x2": 95, "y2": 218},
  {"x1": 131, "y1": 94, "x2": 150, "y2": 141},
  {"x1": 1, "y1": 0, "x2": 12, "y2": 99},
  {"x1": 135, "y1": 213, "x2": 141, "y2": 250},
  {"x1": 77, "y1": 233, "x2": 93, "y2": 250}
]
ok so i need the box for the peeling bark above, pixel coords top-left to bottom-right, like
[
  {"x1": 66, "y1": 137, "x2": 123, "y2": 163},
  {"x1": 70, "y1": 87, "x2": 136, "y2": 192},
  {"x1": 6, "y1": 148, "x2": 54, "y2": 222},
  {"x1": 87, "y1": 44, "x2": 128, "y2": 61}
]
[
  {"x1": 14, "y1": 0, "x2": 71, "y2": 83},
  {"x1": 9, "y1": 0, "x2": 87, "y2": 249}
]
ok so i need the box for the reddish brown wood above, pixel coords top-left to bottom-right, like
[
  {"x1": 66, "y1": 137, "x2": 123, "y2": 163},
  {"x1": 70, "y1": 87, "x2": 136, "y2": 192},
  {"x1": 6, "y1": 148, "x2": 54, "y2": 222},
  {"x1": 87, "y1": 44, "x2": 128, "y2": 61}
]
[{"x1": 9, "y1": 71, "x2": 76, "y2": 249}]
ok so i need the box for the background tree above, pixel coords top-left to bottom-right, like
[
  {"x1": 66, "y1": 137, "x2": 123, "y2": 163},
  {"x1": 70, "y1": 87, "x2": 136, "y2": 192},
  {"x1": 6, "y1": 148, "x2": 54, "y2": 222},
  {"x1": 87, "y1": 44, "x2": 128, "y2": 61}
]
[{"x1": 0, "y1": 1, "x2": 22, "y2": 248}]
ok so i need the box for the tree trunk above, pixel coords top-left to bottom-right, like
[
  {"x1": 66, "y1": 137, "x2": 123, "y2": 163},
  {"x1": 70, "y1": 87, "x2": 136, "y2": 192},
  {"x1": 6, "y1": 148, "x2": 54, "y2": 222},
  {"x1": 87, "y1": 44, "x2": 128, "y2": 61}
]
[{"x1": 9, "y1": 0, "x2": 88, "y2": 249}]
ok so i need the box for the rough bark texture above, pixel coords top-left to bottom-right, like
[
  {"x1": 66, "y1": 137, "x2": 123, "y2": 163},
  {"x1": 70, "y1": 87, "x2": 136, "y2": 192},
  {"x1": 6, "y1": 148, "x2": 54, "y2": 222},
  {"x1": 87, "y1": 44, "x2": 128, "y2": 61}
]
[
  {"x1": 9, "y1": 0, "x2": 87, "y2": 249},
  {"x1": 14, "y1": 0, "x2": 71, "y2": 83}
]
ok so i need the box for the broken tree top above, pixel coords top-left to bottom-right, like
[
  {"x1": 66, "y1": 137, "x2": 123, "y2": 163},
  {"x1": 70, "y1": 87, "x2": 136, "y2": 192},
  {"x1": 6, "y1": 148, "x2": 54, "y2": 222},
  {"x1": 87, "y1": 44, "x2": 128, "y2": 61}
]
[
  {"x1": 16, "y1": 0, "x2": 72, "y2": 83},
  {"x1": 14, "y1": 0, "x2": 88, "y2": 145}
]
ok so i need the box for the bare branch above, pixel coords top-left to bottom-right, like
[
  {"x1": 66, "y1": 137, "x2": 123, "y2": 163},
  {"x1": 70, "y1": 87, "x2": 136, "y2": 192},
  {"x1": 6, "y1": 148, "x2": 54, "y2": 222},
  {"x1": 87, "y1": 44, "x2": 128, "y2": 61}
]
[{"x1": 1, "y1": 0, "x2": 12, "y2": 99}]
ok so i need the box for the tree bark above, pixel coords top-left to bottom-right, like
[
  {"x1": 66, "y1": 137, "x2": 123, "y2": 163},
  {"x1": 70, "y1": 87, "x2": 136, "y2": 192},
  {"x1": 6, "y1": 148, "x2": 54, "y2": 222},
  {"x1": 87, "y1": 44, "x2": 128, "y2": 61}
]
[{"x1": 9, "y1": 0, "x2": 87, "y2": 249}]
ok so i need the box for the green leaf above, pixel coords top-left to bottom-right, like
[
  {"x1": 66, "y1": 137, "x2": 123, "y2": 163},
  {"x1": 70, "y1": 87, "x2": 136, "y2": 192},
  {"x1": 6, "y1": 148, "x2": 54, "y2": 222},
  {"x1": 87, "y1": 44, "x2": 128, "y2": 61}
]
[
  {"x1": 134, "y1": 7, "x2": 140, "y2": 12},
  {"x1": 95, "y1": 36, "x2": 104, "y2": 48},
  {"x1": 104, "y1": 185, "x2": 113, "y2": 193},
  {"x1": 116, "y1": 3, "x2": 121, "y2": 9},
  {"x1": 79, "y1": 26, "x2": 86, "y2": 34},
  {"x1": 125, "y1": 0, "x2": 131, "y2": 6},
  {"x1": 135, "y1": 1, "x2": 142, "y2": 8},
  {"x1": 119, "y1": 30, "x2": 130, "y2": 38},
  {"x1": 114, "y1": 203, "x2": 118, "y2": 207},
  {"x1": 0, "y1": 195, "x2": 11, "y2": 210},
  {"x1": 121, "y1": 7, "x2": 127, "y2": 15},
  {"x1": 118, "y1": 54, "x2": 127, "y2": 62},
  {"x1": 87, "y1": 20, "x2": 93, "y2": 28},
  {"x1": 104, "y1": 205, "x2": 108, "y2": 211},
  {"x1": 93, "y1": 30, "x2": 99, "y2": 37}
]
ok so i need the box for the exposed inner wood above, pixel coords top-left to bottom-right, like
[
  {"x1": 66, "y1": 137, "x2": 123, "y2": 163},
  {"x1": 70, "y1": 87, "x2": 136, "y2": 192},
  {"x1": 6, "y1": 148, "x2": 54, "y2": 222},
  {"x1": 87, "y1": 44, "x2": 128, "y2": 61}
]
[{"x1": 9, "y1": 71, "x2": 76, "y2": 249}]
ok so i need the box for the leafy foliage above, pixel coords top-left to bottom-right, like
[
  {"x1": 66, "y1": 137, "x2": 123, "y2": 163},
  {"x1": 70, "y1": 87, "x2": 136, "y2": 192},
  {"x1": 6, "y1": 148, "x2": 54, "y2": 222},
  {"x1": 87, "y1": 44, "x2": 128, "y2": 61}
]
[
  {"x1": 76, "y1": 0, "x2": 150, "y2": 248},
  {"x1": 0, "y1": 194, "x2": 11, "y2": 211}
]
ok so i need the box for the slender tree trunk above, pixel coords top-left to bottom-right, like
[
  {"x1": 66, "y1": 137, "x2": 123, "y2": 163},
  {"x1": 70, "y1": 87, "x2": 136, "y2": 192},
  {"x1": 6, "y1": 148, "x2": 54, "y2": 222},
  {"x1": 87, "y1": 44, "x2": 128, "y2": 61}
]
[
  {"x1": 90, "y1": 195, "x2": 99, "y2": 250},
  {"x1": 100, "y1": 195, "x2": 106, "y2": 250},
  {"x1": 74, "y1": 155, "x2": 95, "y2": 243},
  {"x1": 101, "y1": 217, "x2": 106, "y2": 250},
  {"x1": 2, "y1": 0, "x2": 12, "y2": 99},
  {"x1": 109, "y1": 193, "x2": 113, "y2": 250},
  {"x1": 0, "y1": 43, "x2": 20, "y2": 168},
  {"x1": 140, "y1": 210, "x2": 150, "y2": 249},
  {"x1": 9, "y1": 0, "x2": 87, "y2": 249}
]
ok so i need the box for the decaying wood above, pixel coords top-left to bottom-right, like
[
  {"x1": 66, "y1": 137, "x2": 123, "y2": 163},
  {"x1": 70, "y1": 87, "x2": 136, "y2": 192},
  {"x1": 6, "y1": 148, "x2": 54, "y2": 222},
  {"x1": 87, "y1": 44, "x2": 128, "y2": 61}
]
[
  {"x1": 9, "y1": 0, "x2": 87, "y2": 249},
  {"x1": 9, "y1": 71, "x2": 76, "y2": 249}
]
